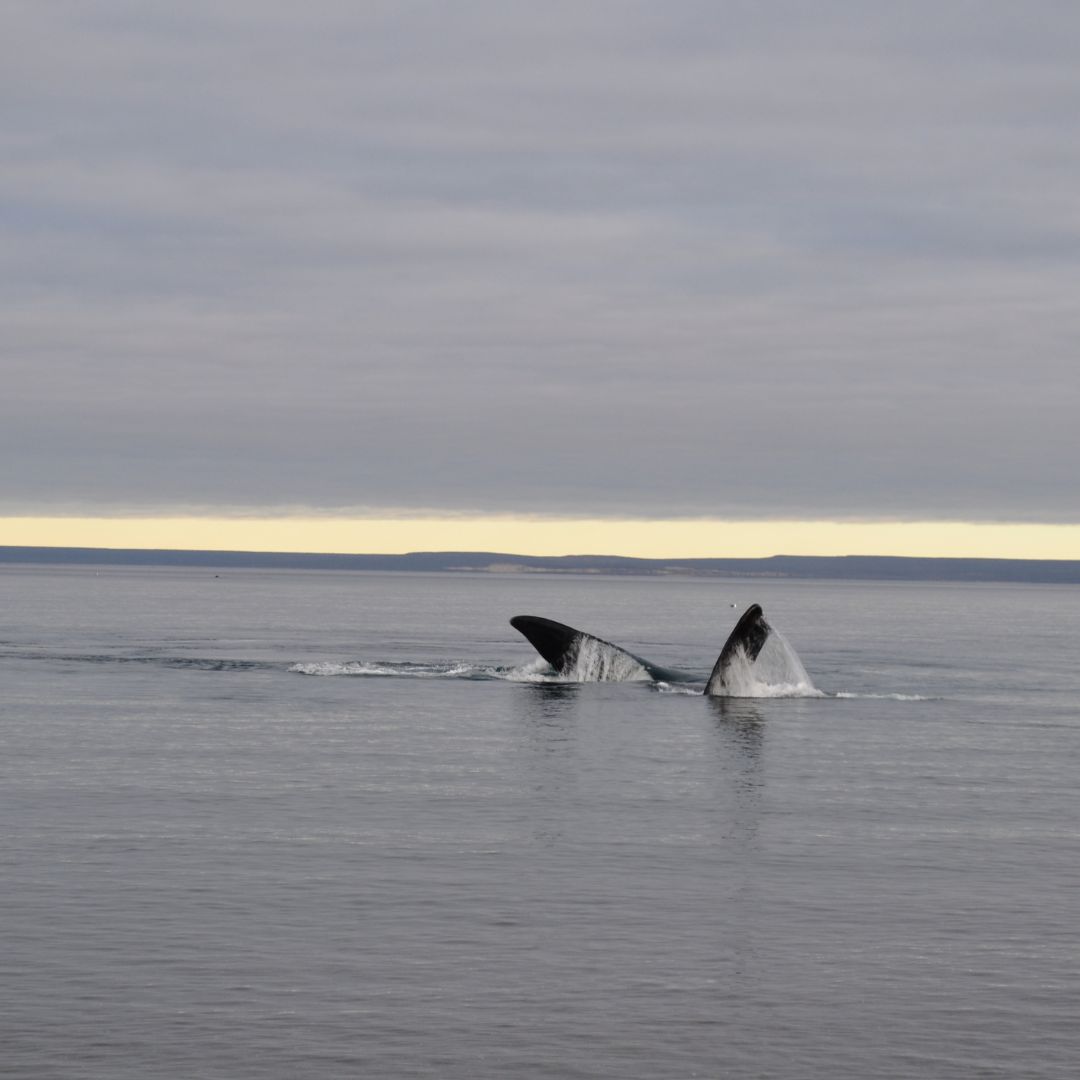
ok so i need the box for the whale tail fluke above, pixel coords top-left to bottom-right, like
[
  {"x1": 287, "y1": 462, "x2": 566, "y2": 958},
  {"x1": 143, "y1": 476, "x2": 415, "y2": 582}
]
[
  {"x1": 509, "y1": 615, "x2": 689, "y2": 682},
  {"x1": 705, "y1": 603, "x2": 772, "y2": 694},
  {"x1": 509, "y1": 615, "x2": 584, "y2": 672},
  {"x1": 512, "y1": 606, "x2": 774, "y2": 690}
]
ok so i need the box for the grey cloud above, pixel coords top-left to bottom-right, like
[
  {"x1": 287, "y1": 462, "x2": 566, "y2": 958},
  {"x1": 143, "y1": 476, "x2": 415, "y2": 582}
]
[{"x1": 4, "y1": 1, "x2": 1080, "y2": 522}]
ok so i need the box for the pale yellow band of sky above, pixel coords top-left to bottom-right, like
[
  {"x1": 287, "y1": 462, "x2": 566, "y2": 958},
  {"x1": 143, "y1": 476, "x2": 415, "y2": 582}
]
[{"x1": 2, "y1": 515, "x2": 1079, "y2": 560}]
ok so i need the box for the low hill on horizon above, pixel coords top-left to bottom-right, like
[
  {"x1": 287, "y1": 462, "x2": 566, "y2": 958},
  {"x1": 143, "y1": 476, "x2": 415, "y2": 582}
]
[{"x1": 2, "y1": 546, "x2": 1079, "y2": 584}]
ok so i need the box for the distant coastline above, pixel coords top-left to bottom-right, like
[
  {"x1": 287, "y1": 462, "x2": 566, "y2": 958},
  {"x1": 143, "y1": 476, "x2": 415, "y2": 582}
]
[{"x1": 2, "y1": 546, "x2": 1079, "y2": 584}]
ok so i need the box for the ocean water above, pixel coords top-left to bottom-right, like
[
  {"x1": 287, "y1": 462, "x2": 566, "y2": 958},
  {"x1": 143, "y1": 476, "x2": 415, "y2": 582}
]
[{"x1": 3, "y1": 564, "x2": 1079, "y2": 1079}]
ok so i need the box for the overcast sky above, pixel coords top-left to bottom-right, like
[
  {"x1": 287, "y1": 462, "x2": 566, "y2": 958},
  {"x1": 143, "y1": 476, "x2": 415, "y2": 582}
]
[{"x1": 5, "y1": 1, "x2": 1079, "y2": 525}]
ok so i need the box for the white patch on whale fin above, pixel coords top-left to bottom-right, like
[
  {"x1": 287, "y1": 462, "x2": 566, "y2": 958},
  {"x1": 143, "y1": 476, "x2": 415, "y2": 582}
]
[
  {"x1": 708, "y1": 631, "x2": 820, "y2": 698},
  {"x1": 562, "y1": 634, "x2": 651, "y2": 681},
  {"x1": 706, "y1": 603, "x2": 771, "y2": 694}
]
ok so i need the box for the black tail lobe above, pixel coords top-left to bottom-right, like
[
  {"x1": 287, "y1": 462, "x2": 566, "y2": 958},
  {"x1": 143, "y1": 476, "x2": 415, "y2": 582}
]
[
  {"x1": 509, "y1": 615, "x2": 583, "y2": 672},
  {"x1": 706, "y1": 604, "x2": 771, "y2": 693}
]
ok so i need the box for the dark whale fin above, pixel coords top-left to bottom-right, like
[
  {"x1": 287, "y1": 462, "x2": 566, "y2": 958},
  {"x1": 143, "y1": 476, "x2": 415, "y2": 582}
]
[
  {"x1": 706, "y1": 604, "x2": 771, "y2": 693},
  {"x1": 509, "y1": 615, "x2": 693, "y2": 682},
  {"x1": 509, "y1": 615, "x2": 585, "y2": 672}
]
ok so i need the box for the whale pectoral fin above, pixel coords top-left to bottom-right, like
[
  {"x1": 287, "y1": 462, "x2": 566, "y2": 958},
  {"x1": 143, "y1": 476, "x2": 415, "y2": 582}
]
[
  {"x1": 706, "y1": 604, "x2": 771, "y2": 693},
  {"x1": 510, "y1": 615, "x2": 583, "y2": 672}
]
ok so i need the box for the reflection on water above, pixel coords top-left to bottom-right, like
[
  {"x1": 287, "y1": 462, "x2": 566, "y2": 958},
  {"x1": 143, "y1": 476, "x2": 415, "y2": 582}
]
[
  {"x1": 707, "y1": 696, "x2": 767, "y2": 983},
  {"x1": 512, "y1": 683, "x2": 581, "y2": 845},
  {"x1": 517, "y1": 684, "x2": 580, "y2": 758},
  {"x1": 521, "y1": 680, "x2": 580, "y2": 717},
  {"x1": 707, "y1": 694, "x2": 764, "y2": 725},
  {"x1": 708, "y1": 696, "x2": 765, "y2": 785},
  {"x1": 707, "y1": 695, "x2": 765, "y2": 832},
  {"x1": 515, "y1": 683, "x2": 581, "y2": 754}
]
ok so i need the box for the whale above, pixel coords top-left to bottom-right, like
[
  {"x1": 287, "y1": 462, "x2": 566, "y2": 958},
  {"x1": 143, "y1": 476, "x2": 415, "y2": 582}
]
[{"x1": 510, "y1": 604, "x2": 772, "y2": 694}]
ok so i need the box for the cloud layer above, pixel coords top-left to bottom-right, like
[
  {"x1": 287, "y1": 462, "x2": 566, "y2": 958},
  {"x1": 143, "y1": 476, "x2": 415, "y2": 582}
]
[{"x1": 5, "y1": 2, "x2": 1080, "y2": 521}]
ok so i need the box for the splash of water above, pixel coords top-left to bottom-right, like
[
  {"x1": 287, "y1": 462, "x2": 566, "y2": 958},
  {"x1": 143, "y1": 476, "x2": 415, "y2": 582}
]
[
  {"x1": 500, "y1": 639, "x2": 650, "y2": 683},
  {"x1": 834, "y1": 692, "x2": 931, "y2": 701},
  {"x1": 501, "y1": 658, "x2": 564, "y2": 682},
  {"x1": 290, "y1": 661, "x2": 474, "y2": 677},
  {"x1": 562, "y1": 636, "x2": 651, "y2": 682},
  {"x1": 713, "y1": 632, "x2": 821, "y2": 698}
]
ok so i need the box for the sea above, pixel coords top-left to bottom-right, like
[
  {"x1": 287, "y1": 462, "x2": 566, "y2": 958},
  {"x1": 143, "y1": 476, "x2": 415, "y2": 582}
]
[{"x1": 3, "y1": 564, "x2": 1079, "y2": 1079}]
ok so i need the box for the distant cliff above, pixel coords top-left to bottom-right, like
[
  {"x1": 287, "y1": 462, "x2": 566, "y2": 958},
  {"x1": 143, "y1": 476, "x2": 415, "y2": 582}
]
[{"x1": 2, "y1": 546, "x2": 1079, "y2": 584}]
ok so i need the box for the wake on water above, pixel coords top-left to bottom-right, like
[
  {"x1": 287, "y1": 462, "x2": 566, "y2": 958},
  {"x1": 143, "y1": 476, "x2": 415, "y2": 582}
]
[
  {"x1": 286, "y1": 618, "x2": 928, "y2": 700},
  {"x1": 286, "y1": 656, "x2": 636, "y2": 684},
  {"x1": 24, "y1": 645, "x2": 919, "y2": 699},
  {"x1": 7, "y1": 644, "x2": 916, "y2": 699},
  {"x1": 26, "y1": 649, "x2": 917, "y2": 699},
  {"x1": 290, "y1": 636, "x2": 654, "y2": 685},
  {"x1": 289, "y1": 660, "x2": 479, "y2": 678},
  {"x1": 290, "y1": 631, "x2": 823, "y2": 698}
]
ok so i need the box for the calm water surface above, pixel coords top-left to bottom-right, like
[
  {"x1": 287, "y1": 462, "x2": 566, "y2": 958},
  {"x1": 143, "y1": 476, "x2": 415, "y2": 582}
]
[{"x1": 3, "y1": 566, "x2": 1079, "y2": 1078}]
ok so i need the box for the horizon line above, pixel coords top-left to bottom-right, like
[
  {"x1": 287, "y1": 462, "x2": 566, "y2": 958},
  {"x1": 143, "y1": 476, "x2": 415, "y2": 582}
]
[
  {"x1": 3, "y1": 514, "x2": 1080, "y2": 561},
  {"x1": 2, "y1": 542, "x2": 1079, "y2": 568}
]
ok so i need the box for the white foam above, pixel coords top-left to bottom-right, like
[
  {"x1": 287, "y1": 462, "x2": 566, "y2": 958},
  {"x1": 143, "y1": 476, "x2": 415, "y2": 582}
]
[
  {"x1": 500, "y1": 640, "x2": 650, "y2": 683},
  {"x1": 833, "y1": 692, "x2": 932, "y2": 701},
  {"x1": 289, "y1": 661, "x2": 473, "y2": 677},
  {"x1": 563, "y1": 637, "x2": 651, "y2": 682},
  {"x1": 654, "y1": 682, "x2": 702, "y2": 696},
  {"x1": 710, "y1": 632, "x2": 822, "y2": 699},
  {"x1": 500, "y1": 658, "x2": 565, "y2": 682},
  {"x1": 290, "y1": 661, "x2": 374, "y2": 676}
]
